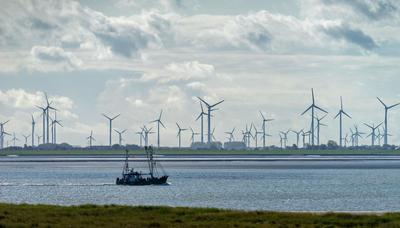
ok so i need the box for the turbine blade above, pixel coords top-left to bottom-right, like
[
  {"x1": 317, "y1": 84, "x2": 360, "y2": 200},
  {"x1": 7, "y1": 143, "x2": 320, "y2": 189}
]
[
  {"x1": 210, "y1": 100, "x2": 224, "y2": 108},
  {"x1": 111, "y1": 114, "x2": 121, "y2": 120},
  {"x1": 259, "y1": 111, "x2": 266, "y2": 120},
  {"x1": 342, "y1": 111, "x2": 351, "y2": 119},
  {"x1": 388, "y1": 102, "x2": 400, "y2": 109},
  {"x1": 160, "y1": 121, "x2": 166, "y2": 128},
  {"x1": 314, "y1": 105, "x2": 328, "y2": 114},
  {"x1": 301, "y1": 105, "x2": 312, "y2": 116},
  {"x1": 197, "y1": 97, "x2": 210, "y2": 107},
  {"x1": 377, "y1": 97, "x2": 386, "y2": 107},
  {"x1": 364, "y1": 123, "x2": 373, "y2": 129},
  {"x1": 334, "y1": 112, "x2": 340, "y2": 119}
]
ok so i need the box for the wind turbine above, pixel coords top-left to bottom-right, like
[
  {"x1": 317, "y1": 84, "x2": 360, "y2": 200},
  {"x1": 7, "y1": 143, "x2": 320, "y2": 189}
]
[
  {"x1": 364, "y1": 122, "x2": 383, "y2": 146},
  {"x1": 291, "y1": 129, "x2": 303, "y2": 148},
  {"x1": 0, "y1": 120, "x2": 10, "y2": 149},
  {"x1": 44, "y1": 93, "x2": 56, "y2": 144},
  {"x1": 11, "y1": 133, "x2": 18, "y2": 147},
  {"x1": 176, "y1": 123, "x2": 187, "y2": 148},
  {"x1": 195, "y1": 102, "x2": 208, "y2": 144},
  {"x1": 140, "y1": 125, "x2": 154, "y2": 147},
  {"x1": 344, "y1": 133, "x2": 349, "y2": 147},
  {"x1": 36, "y1": 134, "x2": 42, "y2": 146},
  {"x1": 353, "y1": 125, "x2": 365, "y2": 147},
  {"x1": 376, "y1": 128, "x2": 383, "y2": 146},
  {"x1": 243, "y1": 124, "x2": 253, "y2": 147},
  {"x1": 197, "y1": 97, "x2": 224, "y2": 144},
  {"x1": 252, "y1": 124, "x2": 263, "y2": 148},
  {"x1": 334, "y1": 96, "x2": 351, "y2": 147},
  {"x1": 301, "y1": 130, "x2": 310, "y2": 148},
  {"x1": 279, "y1": 130, "x2": 289, "y2": 148},
  {"x1": 279, "y1": 134, "x2": 284, "y2": 149},
  {"x1": 22, "y1": 134, "x2": 30, "y2": 146},
  {"x1": 225, "y1": 127, "x2": 235, "y2": 142},
  {"x1": 150, "y1": 110, "x2": 165, "y2": 149},
  {"x1": 260, "y1": 111, "x2": 274, "y2": 149},
  {"x1": 377, "y1": 97, "x2": 400, "y2": 146},
  {"x1": 102, "y1": 113, "x2": 120, "y2": 147},
  {"x1": 135, "y1": 129, "x2": 144, "y2": 147},
  {"x1": 190, "y1": 127, "x2": 200, "y2": 144},
  {"x1": 51, "y1": 111, "x2": 62, "y2": 144},
  {"x1": 141, "y1": 125, "x2": 154, "y2": 147},
  {"x1": 301, "y1": 89, "x2": 328, "y2": 146},
  {"x1": 114, "y1": 129, "x2": 127, "y2": 146},
  {"x1": 315, "y1": 114, "x2": 327, "y2": 146},
  {"x1": 31, "y1": 114, "x2": 35, "y2": 147},
  {"x1": 36, "y1": 105, "x2": 46, "y2": 144},
  {"x1": 208, "y1": 127, "x2": 217, "y2": 142},
  {"x1": 87, "y1": 130, "x2": 95, "y2": 148}
]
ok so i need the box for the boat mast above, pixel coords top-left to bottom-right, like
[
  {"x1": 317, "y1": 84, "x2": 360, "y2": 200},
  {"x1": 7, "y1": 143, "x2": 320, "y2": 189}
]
[{"x1": 123, "y1": 149, "x2": 129, "y2": 175}]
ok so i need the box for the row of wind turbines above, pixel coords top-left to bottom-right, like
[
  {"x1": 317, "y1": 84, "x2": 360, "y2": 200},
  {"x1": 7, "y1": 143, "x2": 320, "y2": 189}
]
[{"x1": 1, "y1": 89, "x2": 399, "y2": 149}]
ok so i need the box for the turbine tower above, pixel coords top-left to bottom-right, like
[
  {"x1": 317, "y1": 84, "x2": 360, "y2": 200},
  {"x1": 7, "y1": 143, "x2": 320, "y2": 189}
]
[
  {"x1": 260, "y1": 111, "x2": 274, "y2": 149},
  {"x1": 195, "y1": 102, "x2": 208, "y2": 144},
  {"x1": 377, "y1": 97, "x2": 400, "y2": 146},
  {"x1": 150, "y1": 110, "x2": 165, "y2": 148},
  {"x1": 11, "y1": 133, "x2": 18, "y2": 147},
  {"x1": 141, "y1": 125, "x2": 154, "y2": 147},
  {"x1": 36, "y1": 134, "x2": 42, "y2": 146},
  {"x1": 291, "y1": 129, "x2": 303, "y2": 148},
  {"x1": 315, "y1": 114, "x2": 327, "y2": 146},
  {"x1": 102, "y1": 113, "x2": 120, "y2": 147},
  {"x1": 301, "y1": 89, "x2": 328, "y2": 146},
  {"x1": 135, "y1": 130, "x2": 144, "y2": 147},
  {"x1": 197, "y1": 97, "x2": 224, "y2": 144},
  {"x1": 364, "y1": 122, "x2": 382, "y2": 146},
  {"x1": 0, "y1": 120, "x2": 10, "y2": 149},
  {"x1": 44, "y1": 93, "x2": 56, "y2": 144},
  {"x1": 51, "y1": 111, "x2": 62, "y2": 144},
  {"x1": 114, "y1": 129, "x2": 127, "y2": 145},
  {"x1": 190, "y1": 127, "x2": 199, "y2": 144},
  {"x1": 36, "y1": 106, "x2": 46, "y2": 144},
  {"x1": 31, "y1": 114, "x2": 35, "y2": 147},
  {"x1": 87, "y1": 130, "x2": 95, "y2": 148},
  {"x1": 353, "y1": 125, "x2": 365, "y2": 147},
  {"x1": 279, "y1": 130, "x2": 289, "y2": 148},
  {"x1": 176, "y1": 123, "x2": 187, "y2": 148},
  {"x1": 334, "y1": 96, "x2": 351, "y2": 147}
]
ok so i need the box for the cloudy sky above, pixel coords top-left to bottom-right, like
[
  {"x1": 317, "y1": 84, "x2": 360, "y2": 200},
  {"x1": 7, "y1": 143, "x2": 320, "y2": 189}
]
[{"x1": 1, "y1": 0, "x2": 400, "y2": 147}]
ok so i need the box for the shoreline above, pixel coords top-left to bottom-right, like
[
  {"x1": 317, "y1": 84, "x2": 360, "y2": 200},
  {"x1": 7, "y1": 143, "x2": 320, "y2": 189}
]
[
  {"x1": 0, "y1": 203, "x2": 399, "y2": 227},
  {"x1": 2, "y1": 154, "x2": 400, "y2": 162}
]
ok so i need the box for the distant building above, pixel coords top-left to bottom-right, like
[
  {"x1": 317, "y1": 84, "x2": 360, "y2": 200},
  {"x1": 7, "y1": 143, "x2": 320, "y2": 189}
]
[
  {"x1": 224, "y1": 141, "x2": 246, "y2": 150},
  {"x1": 190, "y1": 142, "x2": 223, "y2": 150}
]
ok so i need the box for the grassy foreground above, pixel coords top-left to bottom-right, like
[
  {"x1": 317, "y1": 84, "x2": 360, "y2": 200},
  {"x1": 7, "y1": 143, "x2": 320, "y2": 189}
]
[
  {"x1": 2, "y1": 149, "x2": 400, "y2": 156},
  {"x1": 0, "y1": 204, "x2": 400, "y2": 227}
]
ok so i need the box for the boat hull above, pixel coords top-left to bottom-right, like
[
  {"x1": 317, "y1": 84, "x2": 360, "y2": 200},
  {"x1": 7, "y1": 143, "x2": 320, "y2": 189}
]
[{"x1": 116, "y1": 175, "x2": 168, "y2": 186}]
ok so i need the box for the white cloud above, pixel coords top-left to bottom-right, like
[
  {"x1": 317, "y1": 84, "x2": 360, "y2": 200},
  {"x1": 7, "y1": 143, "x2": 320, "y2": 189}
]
[{"x1": 141, "y1": 61, "x2": 216, "y2": 83}]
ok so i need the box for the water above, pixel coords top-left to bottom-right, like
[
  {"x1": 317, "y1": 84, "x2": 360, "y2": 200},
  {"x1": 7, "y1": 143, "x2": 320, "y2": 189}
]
[{"x1": 1, "y1": 158, "x2": 400, "y2": 211}]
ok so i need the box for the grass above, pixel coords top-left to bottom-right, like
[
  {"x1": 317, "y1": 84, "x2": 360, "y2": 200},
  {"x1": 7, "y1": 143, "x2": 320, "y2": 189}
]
[
  {"x1": 0, "y1": 203, "x2": 399, "y2": 227},
  {"x1": 1, "y1": 148, "x2": 400, "y2": 156}
]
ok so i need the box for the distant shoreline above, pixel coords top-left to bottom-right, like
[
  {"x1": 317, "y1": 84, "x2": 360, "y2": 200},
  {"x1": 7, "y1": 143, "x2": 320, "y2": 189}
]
[{"x1": 2, "y1": 148, "x2": 400, "y2": 157}]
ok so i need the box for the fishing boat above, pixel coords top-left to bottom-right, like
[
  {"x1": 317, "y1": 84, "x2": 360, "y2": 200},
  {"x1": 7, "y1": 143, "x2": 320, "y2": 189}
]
[{"x1": 116, "y1": 146, "x2": 168, "y2": 185}]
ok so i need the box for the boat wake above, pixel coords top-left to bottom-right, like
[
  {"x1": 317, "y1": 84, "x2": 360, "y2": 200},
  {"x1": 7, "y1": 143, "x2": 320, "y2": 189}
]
[{"x1": 0, "y1": 183, "x2": 115, "y2": 187}]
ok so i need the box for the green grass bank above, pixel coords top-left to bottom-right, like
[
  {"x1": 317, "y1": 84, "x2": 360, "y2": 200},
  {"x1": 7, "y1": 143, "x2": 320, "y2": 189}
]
[
  {"x1": 1, "y1": 149, "x2": 400, "y2": 156},
  {"x1": 0, "y1": 204, "x2": 399, "y2": 227}
]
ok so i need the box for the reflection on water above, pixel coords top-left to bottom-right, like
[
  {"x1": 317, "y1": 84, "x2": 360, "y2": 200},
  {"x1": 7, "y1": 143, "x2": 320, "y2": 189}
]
[{"x1": 1, "y1": 160, "x2": 400, "y2": 211}]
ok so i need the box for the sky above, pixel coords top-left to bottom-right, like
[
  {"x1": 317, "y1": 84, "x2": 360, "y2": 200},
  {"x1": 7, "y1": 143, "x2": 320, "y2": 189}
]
[{"x1": 1, "y1": 0, "x2": 400, "y2": 147}]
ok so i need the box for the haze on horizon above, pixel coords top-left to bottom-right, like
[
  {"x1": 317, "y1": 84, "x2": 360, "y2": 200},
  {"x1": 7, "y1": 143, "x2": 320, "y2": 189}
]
[{"x1": 1, "y1": 0, "x2": 400, "y2": 147}]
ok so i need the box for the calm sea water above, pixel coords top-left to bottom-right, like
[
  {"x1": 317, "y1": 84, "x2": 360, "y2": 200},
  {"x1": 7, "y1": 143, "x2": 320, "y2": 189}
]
[{"x1": 1, "y1": 158, "x2": 400, "y2": 211}]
